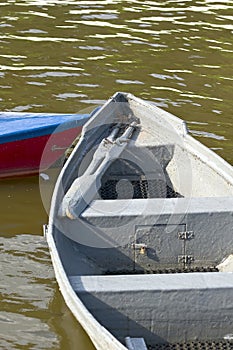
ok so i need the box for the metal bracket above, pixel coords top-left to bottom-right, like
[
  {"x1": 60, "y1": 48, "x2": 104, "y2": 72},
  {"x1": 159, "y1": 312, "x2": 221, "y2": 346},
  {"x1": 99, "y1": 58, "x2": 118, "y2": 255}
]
[
  {"x1": 178, "y1": 231, "x2": 194, "y2": 240},
  {"x1": 51, "y1": 145, "x2": 67, "y2": 151},
  {"x1": 43, "y1": 224, "x2": 48, "y2": 238},
  {"x1": 178, "y1": 255, "x2": 194, "y2": 264},
  {"x1": 132, "y1": 243, "x2": 148, "y2": 255}
]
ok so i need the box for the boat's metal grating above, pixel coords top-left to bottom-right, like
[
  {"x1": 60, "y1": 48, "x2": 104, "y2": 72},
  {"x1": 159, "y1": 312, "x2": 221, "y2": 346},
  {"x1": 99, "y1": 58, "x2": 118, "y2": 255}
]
[
  {"x1": 105, "y1": 266, "x2": 219, "y2": 275},
  {"x1": 149, "y1": 340, "x2": 233, "y2": 350},
  {"x1": 99, "y1": 179, "x2": 182, "y2": 200}
]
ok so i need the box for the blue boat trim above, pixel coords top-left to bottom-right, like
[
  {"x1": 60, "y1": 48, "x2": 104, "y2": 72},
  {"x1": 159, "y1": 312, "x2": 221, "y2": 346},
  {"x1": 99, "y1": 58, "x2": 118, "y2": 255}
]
[{"x1": 0, "y1": 113, "x2": 90, "y2": 144}]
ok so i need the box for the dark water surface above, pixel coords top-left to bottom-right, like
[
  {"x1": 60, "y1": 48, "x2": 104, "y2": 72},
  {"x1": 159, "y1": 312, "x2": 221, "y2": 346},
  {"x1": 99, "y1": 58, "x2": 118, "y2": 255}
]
[{"x1": 0, "y1": 1, "x2": 232, "y2": 349}]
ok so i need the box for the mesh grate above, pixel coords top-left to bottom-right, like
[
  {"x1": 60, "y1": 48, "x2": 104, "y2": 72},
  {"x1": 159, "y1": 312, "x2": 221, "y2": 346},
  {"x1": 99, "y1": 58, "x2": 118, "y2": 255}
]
[
  {"x1": 99, "y1": 180, "x2": 118, "y2": 200},
  {"x1": 149, "y1": 340, "x2": 233, "y2": 350},
  {"x1": 166, "y1": 186, "x2": 183, "y2": 198},
  {"x1": 99, "y1": 179, "x2": 182, "y2": 200},
  {"x1": 105, "y1": 266, "x2": 219, "y2": 275}
]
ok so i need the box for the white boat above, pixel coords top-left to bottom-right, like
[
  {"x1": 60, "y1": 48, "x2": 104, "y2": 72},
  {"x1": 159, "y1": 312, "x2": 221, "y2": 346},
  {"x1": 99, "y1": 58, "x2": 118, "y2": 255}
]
[{"x1": 45, "y1": 92, "x2": 233, "y2": 350}]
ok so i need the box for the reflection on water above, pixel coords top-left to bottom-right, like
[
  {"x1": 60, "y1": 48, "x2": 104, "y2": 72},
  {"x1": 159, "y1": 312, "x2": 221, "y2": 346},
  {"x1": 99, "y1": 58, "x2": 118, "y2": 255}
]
[
  {"x1": 0, "y1": 235, "x2": 58, "y2": 349},
  {"x1": 0, "y1": 176, "x2": 47, "y2": 235},
  {"x1": 0, "y1": 234, "x2": 94, "y2": 350},
  {"x1": 0, "y1": 0, "x2": 232, "y2": 349}
]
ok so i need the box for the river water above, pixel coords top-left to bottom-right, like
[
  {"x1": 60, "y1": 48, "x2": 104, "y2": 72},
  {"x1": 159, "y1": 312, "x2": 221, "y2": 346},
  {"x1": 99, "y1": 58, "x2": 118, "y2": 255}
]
[{"x1": 0, "y1": 1, "x2": 232, "y2": 349}]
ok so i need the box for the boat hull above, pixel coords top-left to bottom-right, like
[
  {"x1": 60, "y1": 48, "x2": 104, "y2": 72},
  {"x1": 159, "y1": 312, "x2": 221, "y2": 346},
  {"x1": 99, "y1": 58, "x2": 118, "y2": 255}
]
[
  {"x1": 0, "y1": 111, "x2": 91, "y2": 178},
  {"x1": 0, "y1": 126, "x2": 82, "y2": 178},
  {"x1": 46, "y1": 92, "x2": 233, "y2": 349}
]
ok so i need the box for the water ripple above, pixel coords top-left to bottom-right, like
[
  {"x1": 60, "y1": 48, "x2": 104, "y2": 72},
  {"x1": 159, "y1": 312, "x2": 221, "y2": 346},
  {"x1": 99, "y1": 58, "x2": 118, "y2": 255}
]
[
  {"x1": 0, "y1": 2, "x2": 233, "y2": 350},
  {"x1": 0, "y1": 235, "x2": 59, "y2": 349},
  {"x1": 0, "y1": 65, "x2": 83, "y2": 71},
  {"x1": 0, "y1": 34, "x2": 84, "y2": 42}
]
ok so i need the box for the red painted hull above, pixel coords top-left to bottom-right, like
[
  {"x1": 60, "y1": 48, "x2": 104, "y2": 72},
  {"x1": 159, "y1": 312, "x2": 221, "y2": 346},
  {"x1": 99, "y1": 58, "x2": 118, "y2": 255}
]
[{"x1": 0, "y1": 126, "x2": 82, "y2": 178}]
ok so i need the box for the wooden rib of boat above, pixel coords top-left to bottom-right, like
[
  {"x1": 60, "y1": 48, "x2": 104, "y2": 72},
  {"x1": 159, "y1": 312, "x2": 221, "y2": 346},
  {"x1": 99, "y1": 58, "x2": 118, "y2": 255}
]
[
  {"x1": 0, "y1": 112, "x2": 90, "y2": 178},
  {"x1": 45, "y1": 92, "x2": 233, "y2": 350}
]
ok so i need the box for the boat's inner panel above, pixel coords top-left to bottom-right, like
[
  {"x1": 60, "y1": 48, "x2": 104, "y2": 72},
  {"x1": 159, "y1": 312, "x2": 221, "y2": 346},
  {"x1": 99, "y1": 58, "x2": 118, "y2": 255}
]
[{"x1": 56, "y1": 94, "x2": 233, "y2": 277}]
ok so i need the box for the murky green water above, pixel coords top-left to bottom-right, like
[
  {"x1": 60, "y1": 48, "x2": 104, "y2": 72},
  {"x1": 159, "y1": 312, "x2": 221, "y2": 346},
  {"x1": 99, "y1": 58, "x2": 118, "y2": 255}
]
[{"x1": 0, "y1": 1, "x2": 232, "y2": 349}]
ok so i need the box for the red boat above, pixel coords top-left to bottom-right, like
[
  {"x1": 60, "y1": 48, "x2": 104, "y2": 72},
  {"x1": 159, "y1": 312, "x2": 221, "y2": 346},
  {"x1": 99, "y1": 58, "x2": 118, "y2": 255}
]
[{"x1": 0, "y1": 112, "x2": 91, "y2": 178}]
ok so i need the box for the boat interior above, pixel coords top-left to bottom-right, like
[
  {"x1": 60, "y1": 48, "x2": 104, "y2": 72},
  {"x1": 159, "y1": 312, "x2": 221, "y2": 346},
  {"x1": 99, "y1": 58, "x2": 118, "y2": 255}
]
[
  {"x1": 54, "y1": 92, "x2": 233, "y2": 276},
  {"x1": 51, "y1": 92, "x2": 233, "y2": 346}
]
